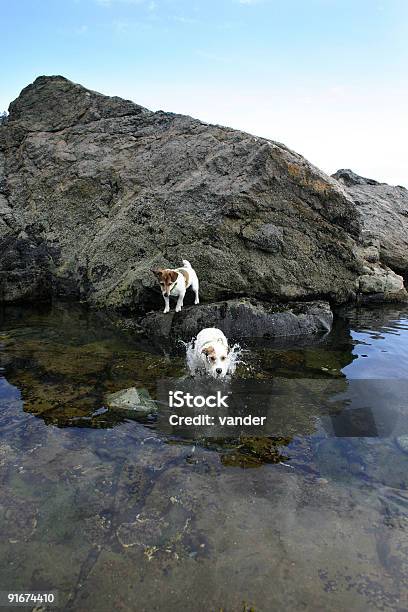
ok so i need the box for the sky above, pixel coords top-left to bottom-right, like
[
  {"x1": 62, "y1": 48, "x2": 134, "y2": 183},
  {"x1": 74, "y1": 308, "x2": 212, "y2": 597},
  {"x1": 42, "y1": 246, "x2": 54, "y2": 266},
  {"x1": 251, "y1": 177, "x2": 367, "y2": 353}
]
[{"x1": 1, "y1": 0, "x2": 407, "y2": 186}]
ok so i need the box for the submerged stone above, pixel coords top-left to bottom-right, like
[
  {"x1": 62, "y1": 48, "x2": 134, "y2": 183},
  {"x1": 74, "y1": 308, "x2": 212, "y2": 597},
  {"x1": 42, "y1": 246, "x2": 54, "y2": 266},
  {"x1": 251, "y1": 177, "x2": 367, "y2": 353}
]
[
  {"x1": 106, "y1": 387, "x2": 157, "y2": 415},
  {"x1": 221, "y1": 435, "x2": 291, "y2": 468},
  {"x1": 395, "y1": 435, "x2": 408, "y2": 454}
]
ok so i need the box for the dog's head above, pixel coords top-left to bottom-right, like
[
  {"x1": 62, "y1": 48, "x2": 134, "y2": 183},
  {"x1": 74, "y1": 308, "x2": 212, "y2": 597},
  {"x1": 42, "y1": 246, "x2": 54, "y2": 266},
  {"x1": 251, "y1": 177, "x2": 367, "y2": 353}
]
[
  {"x1": 151, "y1": 268, "x2": 178, "y2": 297},
  {"x1": 201, "y1": 342, "x2": 230, "y2": 378}
]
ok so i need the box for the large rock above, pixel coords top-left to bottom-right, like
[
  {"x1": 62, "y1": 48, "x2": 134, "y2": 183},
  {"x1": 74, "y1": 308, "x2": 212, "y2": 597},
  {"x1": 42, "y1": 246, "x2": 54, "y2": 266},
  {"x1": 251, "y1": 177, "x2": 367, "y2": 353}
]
[
  {"x1": 0, "y1": 76, "x2": 364, "y2": 311},
  {"x1": 333, "y1": 169, "x2": 408, "y2": 276},
  {"x1": 140, "y1": 298, "x2": 333, "y2": 339}
]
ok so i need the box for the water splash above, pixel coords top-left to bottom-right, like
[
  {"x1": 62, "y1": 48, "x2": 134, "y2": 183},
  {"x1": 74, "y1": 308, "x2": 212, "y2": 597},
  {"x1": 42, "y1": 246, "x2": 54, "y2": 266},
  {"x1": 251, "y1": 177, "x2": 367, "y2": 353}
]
[{"x1": 182, "y1": 337, "x2": 245, "y2": 378}]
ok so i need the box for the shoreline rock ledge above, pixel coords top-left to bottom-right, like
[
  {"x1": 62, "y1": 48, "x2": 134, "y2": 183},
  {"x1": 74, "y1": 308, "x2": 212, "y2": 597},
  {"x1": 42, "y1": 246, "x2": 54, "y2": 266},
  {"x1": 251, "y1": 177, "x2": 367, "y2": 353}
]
[
  {"x1": 140, "y1": 299, "x2": 334, "y2": 340},
  {"x1": 0, "y1": 76, "x2": 407, "y2": 315}
]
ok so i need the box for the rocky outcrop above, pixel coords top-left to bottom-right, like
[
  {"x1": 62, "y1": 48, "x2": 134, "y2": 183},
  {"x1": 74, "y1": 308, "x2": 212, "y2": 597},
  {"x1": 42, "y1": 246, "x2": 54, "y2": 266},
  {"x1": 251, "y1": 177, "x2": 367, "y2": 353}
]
[
  {"x1": 0, "y1": 75, "x2": 365, "y2": 312},
  {"x1": 0, "y1": 77, "x2": 406, "y2": 314},
  {"x1": 333, "y1": 169, "x2": 408, "y2": 277},
  {"x1": 140, "y1": 298, "x2": 333, "y2": 340},
  {"x1": 353, "y1": 242, "x2": 406, "y2": 303},
  {"x1": 356, "y1": 260, "x2": 406, "y2": 303}
]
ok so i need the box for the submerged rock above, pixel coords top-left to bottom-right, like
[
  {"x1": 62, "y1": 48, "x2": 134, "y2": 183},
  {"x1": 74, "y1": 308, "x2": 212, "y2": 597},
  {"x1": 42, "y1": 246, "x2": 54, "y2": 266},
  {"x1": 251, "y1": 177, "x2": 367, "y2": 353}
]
[
  {"x1": 106, "y1": 387, "x2": 157, "y2": 415},
  {"x1": 395, "y1": 435, "x2": 408, "y2": 454},
  {"x1": 140, "y1": 298, "x2": 333, "y2": 339},
  {"x1": 221, "y1": 436, "x2": 291, "y2": 468}
]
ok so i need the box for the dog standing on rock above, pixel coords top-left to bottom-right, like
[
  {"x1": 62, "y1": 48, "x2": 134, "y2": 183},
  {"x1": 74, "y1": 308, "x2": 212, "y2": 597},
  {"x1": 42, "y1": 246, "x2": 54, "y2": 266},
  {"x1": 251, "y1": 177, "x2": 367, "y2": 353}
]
[{"x1": 151, "y1": 260, "x2": 199, "y2": 313}]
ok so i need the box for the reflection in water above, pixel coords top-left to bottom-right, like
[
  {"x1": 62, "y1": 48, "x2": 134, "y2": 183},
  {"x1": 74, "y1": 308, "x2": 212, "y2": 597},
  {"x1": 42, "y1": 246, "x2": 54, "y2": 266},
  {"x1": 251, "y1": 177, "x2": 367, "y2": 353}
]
[
  {"x1": 0, "y1": 302, "x2": 408, "y2": 611},
  {"x1": 340, "y1": 306, "x2": 408, "y2": 379}
]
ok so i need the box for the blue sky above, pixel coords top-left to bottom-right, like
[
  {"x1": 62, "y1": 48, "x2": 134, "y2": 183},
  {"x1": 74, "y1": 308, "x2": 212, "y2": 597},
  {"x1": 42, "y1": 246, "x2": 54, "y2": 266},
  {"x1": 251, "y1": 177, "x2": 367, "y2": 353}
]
[{"x1": 1, "y1": 0, "x2": 407, "y2": 185}]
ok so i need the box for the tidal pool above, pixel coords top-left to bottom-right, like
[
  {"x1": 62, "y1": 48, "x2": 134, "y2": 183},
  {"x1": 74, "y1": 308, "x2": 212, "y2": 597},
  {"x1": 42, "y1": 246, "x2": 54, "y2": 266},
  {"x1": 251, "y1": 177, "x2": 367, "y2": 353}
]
[{"x1": 0, "y1": 302, "x2": 407, "y2": 611}]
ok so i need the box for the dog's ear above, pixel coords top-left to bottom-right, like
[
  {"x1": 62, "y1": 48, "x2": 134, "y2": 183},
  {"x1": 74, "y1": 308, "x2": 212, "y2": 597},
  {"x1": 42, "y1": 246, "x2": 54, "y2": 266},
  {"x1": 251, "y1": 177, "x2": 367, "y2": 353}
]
[
  {"x1": 202, "y1": 346, "x2": 214, "y2": 357},
  {"x1": 170, "y1": 270, "x2": 178, "y2": 282},
  {"x1": 151, "y1": 268, "x2": 162, "y2": 278}
]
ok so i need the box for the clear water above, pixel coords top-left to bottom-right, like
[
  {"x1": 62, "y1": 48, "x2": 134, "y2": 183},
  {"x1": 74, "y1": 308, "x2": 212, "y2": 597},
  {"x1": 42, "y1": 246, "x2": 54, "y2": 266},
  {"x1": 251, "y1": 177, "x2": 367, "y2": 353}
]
[{"x1": 0, "y1": 302, "x2": 407, "y2": 611}]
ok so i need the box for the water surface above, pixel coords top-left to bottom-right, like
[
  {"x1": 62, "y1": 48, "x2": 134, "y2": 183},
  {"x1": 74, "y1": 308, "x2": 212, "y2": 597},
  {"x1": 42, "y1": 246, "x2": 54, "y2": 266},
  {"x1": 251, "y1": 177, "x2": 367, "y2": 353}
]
[{"x1": 0, "y1": 303, "x2": 407, "y2": 611}]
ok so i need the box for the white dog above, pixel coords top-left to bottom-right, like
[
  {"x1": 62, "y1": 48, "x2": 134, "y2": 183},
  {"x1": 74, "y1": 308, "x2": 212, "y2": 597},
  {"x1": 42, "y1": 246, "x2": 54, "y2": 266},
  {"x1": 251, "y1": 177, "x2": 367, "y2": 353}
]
[
  {"x1": 190, "y1": 328, "x2": 231, "y2": 378},
  {"x1": 151, "y1": 260, "x2": 199, "y2": 313}
]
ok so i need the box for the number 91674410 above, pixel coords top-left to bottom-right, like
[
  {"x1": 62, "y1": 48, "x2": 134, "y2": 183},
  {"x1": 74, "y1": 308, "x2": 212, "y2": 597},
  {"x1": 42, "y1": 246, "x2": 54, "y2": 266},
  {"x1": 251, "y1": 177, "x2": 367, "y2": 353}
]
[{"x1": 0, "y1": 592, "x2": 57, "y2": 607}]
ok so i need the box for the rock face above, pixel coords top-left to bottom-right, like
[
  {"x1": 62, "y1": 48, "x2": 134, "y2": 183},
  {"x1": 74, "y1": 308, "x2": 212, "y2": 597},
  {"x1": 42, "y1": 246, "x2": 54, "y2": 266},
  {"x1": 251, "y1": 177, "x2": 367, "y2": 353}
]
[
  {"x1": 0, "y1": 77, "x2": 406, "y2": 313},
  {"x1": 333, "y1": 169, "x2": 408, "y2": 277},
  {"x1": 0, "y1": 75, "x2": 365, "y2": 311},
  {"x1": 140, "y1": 298, "x2": 334, "y2": 340}
]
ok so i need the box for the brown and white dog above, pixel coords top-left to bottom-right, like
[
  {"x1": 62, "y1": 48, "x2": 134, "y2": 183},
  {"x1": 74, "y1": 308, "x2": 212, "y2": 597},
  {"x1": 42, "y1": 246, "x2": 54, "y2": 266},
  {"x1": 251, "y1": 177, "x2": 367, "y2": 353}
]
[{"x1": 151, "y1": 259, "x2": 199, "y2": 313}]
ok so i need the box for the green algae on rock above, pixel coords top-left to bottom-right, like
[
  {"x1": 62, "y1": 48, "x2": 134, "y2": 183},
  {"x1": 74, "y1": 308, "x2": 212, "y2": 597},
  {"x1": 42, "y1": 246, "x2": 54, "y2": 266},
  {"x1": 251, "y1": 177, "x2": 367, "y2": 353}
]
[{"x1": 221, "y1": 436, "x2": 291, "y2": 468}]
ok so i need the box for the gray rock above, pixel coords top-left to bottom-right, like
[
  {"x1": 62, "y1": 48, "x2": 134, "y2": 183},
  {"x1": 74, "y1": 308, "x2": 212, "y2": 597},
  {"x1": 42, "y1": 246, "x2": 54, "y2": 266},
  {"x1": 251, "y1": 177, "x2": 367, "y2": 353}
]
[
  {"x1": 353, "y1": 243, "x2": 407, "y2": 303},
  {"x1": 358, "y1": 267, "x2": 404, "y2": 295},
  {"x1": 0, "y1": 76, "x2": 364, "y2": 310},
  {"x1": 333, "y1": 169, "x2": 408, "y2": 276},
  {"x1": 106, "y1": 387, "x2": 157, "y2": 415},
  {"x1": 1, "y1": 77, "x2": 406, "y2": 312},
  {"x1": 395, "y1": 435, "x2": 408, "y2": 454},
  {"x1": 140, "y1": 298, "x2": 333, "y2": 339}
]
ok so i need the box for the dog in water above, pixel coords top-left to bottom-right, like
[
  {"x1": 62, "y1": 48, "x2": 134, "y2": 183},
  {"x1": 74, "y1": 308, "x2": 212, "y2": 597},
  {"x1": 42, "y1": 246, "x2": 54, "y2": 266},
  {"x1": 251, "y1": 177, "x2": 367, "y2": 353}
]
[
  {"x1": 151, "y1": 259, "x2": 199, "y2": 313},
  {"x1": 190, "y1": 327, "x2": 231, "y2": 378}
]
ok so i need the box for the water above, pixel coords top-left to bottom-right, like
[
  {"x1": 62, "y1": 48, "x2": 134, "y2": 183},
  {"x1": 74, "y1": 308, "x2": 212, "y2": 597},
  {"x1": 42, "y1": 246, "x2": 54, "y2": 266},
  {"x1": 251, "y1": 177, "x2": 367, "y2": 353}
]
[{"x1": 0, "y1": 302, "x2": 407, "y2": 611}]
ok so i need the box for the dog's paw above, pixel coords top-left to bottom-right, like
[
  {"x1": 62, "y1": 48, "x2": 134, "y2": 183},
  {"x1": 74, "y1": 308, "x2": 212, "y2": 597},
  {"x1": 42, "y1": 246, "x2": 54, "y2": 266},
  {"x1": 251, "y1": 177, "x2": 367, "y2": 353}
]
[
  {"x1": 163, "y1": 309, "x2": 170, "y2": 314},
  {"x1": 194, "y1": 299, "x2": 200, "y2": 304}
]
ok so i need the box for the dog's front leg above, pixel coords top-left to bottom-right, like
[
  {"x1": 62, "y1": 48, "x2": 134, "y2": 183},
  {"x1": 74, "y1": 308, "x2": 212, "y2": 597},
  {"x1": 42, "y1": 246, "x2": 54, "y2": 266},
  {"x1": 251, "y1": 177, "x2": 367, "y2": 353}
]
[
  {"x1": 163, "y1": 295, "x2": 170, "y2": 314},
  {"x1": 192, "y1": 277, "x2": 199, "y2": 305},
  {"x1": 175, "y1": 290, "x2": 185, "y2": 312}
]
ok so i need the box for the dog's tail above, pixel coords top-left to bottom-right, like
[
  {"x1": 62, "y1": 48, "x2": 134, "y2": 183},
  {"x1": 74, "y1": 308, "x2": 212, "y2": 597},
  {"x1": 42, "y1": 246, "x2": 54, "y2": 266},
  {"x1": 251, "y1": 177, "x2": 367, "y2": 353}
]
[{"x1": 182, "y1": 259, "x2": 192, "y2": 268}]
